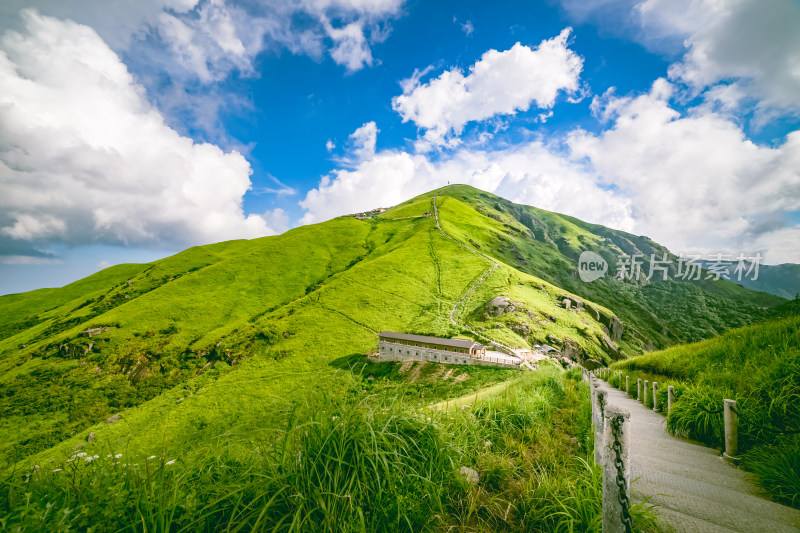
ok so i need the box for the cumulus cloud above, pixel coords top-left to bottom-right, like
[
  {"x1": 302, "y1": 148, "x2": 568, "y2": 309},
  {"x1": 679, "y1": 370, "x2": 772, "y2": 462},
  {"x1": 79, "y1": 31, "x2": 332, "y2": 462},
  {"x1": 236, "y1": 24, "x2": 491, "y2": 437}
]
[
  {"x1": 348, "y1": 122, "x2": 379, "y2": 161},
  {"x1": 559, "y1": 0, "x2": 800, "y2": 114},
  {"x1": 0, "y1": 11, "x2": 281, "y2": 251},
  {"x1": 298, "y1": 141, "x2": 633, "y2": 230},
  {"x1": 569, "y1": 79, "x2": 800, "y2": 261},
  {"x1": 1, "y1": 0, "x2": 404, "y2": 83},
  {"x1": 392, "y1": 28, "x2": 584, "y2": 148},
  {"x1": 301, "y1": 78, "x2": 800, "y2": 263}
]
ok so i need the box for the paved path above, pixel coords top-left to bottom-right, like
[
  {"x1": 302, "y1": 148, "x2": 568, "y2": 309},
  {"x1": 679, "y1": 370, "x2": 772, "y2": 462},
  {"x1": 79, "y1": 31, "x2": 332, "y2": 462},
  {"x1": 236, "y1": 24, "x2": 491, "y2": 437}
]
[{"x1": 595, "y1": 379, "x2": 800, "y2": 533}]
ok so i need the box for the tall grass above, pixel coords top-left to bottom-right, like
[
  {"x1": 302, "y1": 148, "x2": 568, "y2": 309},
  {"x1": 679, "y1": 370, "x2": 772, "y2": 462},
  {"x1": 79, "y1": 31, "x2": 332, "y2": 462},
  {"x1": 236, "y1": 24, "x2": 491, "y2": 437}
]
[{"x1": 0, "y1": 365, "x2": 664, "y2": 532}]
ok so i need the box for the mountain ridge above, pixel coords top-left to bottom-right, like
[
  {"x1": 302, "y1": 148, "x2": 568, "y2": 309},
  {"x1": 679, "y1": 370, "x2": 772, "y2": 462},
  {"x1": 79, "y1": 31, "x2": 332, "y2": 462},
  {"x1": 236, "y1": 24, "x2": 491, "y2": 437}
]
[{"x1": 0, "y1": 184, "x2": 785, "y2": 469}]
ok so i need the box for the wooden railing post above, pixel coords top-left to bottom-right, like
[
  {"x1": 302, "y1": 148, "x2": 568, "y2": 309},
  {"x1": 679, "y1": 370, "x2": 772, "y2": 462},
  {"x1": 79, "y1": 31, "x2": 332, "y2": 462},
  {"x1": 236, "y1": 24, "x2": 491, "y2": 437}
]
[
  {"x1": 643, "y1": 380, "x2": 649, "y2": 407},
  {"x1": 723, "y1": 399, "x2": 739, "y2": 462},
  {"x1": 625, "y1": 375, "x2": 630, "y2": 395},
  {"x1": 637, "y1": 378, "x2": 641, "y2": 400},
  {"x1": 667, "y1": 385, "x2": 674, "y2": 414},
  {"x1": 603, "y1": 404, "x2": 632, "y2": 533}
]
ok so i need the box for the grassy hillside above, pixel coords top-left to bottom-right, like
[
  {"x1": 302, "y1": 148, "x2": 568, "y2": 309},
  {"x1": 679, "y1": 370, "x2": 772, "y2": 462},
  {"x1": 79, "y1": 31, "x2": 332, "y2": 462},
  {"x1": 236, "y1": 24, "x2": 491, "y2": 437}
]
[
  {"x1": 609, "y1": 311, "x2": 800, "y2": 507},
  {"x1": 0, "y1": 184, "x2": 785, "y2": 525},
  {"x1": 0, "y1": 191, "x2": 626, "y2": 470},
  {"x1": 407, "y1": 185, "x2": 780, "y2": 349}
]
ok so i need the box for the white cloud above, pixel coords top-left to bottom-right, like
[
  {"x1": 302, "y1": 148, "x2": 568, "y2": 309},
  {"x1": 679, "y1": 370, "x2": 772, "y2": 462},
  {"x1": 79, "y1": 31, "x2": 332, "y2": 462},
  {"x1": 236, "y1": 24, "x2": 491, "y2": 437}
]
[
  {"x1": 0, "y1": 11, "x2": 281, "y2": 248},
  {"x1": 658, "y1": 0, "x2": 800, "y2": 112},
  {"x1": 326, "y1": 139, "x2": 336, "y2": 151},
  {"x1": 559, "y1": 0, "x2": 800, "y2": 114},
  {"x1": 301, "y1": 78, "x2": 800, "y2": 264},
  {"x1": 0, "y1": 255, "x2": 62, "y2": 265},
  {"x1": 348, "y1": 121, "x2": 379, "y2": 161},
  {"x1": 324, "y1": 20, "x2": 374, "y2": 72},
  {"x1": 298, "y1": 141, "x2": 633, "y2": 230},
  {"x1": 392, "y1": 28, "x2": 584, "y2": 147},
  {"x1": 569, "y1": 79, "x2": 800, "y2": 262},
  {"x1": 0, "y1": 0, "x2": 405, "y2": 84}
]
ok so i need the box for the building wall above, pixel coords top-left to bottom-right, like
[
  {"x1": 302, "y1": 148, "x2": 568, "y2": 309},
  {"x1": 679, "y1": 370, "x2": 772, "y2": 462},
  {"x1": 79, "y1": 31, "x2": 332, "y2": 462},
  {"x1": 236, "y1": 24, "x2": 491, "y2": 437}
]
[{"x1": 377, "y1": 340, "x2": 519, "y2": 369}]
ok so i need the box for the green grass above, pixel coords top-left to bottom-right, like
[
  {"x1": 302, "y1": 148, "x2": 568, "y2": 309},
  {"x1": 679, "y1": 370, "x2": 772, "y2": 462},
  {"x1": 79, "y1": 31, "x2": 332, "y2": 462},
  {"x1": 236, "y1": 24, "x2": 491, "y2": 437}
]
[
  {"x1": 0, "y1": 364, "x2": 664, "y2": 532},
  {"x1": 0, "y1": 189, "x2": 634, "y2": 469},
  {"x1": 0, "y1": 184, "x2": 787, "y2": 529},
  {"x1": 610, "y1": 314, "x2": 800, "y2": 507}
]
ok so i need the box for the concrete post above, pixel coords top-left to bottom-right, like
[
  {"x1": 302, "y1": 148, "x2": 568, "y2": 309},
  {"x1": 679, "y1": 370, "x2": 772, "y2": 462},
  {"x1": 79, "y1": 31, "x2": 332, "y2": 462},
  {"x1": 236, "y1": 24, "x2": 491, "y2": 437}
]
[
  {"x1": 652, "y1": 382, "x2": 658, "y2": 411},
  {"x1": 603, "y1": 404, "x2": 631, "y2": 533},
  {"x1": 637, "y1": 378, "x2": 641, "y2": 400},
  {"x1": 593, "y1": 386, "x2": 608, "y2": 465},
  {"x1": 643, "y1": 380, "x2": 649, "y2": 407},
  {"x1": 723, "y1": 399, "x2": 739, "y2": 462},
  {"x1": 625, "y1": 375, "x2": 630, "y2": 395},
  {"x1": 667, "y1": 385, "x2": 674, "y2": 414}
]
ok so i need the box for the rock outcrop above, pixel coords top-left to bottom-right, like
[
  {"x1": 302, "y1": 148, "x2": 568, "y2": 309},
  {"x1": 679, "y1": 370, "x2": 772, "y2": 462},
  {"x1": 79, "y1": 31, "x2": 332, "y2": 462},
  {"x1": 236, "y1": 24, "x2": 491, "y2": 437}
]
[{"x1": 485, "y1": 296, "x2": 525, "y2": 317}]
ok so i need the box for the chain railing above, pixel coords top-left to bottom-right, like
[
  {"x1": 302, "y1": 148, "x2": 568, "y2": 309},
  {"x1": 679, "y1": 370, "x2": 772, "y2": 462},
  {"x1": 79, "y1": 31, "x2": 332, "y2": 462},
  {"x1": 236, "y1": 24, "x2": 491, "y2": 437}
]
[
  {"x1": 609, "y1": 414, "x2": 634, "y2": 533},
  {"x1": 588, "y1": 372, "x2": 632, "y2": 533}
]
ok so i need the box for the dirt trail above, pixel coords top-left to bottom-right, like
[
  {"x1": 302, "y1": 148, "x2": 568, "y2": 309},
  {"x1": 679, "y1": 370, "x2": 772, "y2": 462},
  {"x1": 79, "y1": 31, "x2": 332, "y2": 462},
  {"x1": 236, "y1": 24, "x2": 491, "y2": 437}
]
[{"x1": 432, "y1": 196, "x2": 516, "y2": 355}]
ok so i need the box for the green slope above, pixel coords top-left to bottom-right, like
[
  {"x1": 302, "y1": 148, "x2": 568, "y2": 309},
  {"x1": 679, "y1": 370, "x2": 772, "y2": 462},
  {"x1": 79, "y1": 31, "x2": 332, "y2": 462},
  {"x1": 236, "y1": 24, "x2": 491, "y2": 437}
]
[
  {"x1": 0, "y1": 185, "x2": 783, "y2": 471},
  {"x1": 407, "y1": 184, "x2": 781, "y2": 349}
]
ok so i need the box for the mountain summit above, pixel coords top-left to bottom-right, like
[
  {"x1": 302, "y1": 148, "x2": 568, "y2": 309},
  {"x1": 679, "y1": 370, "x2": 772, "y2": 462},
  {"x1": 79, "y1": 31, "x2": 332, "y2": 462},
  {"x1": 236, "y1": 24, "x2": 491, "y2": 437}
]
[{"x1": 0, "y1": 185, "x2": 781, "y2": 466}]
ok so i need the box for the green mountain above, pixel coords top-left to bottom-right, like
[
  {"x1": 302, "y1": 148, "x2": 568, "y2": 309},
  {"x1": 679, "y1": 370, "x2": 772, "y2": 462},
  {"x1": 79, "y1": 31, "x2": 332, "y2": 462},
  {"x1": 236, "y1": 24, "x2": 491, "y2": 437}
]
[
  {"x1": 0, "y1": 185, "x2": 782, "y2": 469},
  {"x1": 723, "y1": 262, "x2": 799, "y2": 300}
]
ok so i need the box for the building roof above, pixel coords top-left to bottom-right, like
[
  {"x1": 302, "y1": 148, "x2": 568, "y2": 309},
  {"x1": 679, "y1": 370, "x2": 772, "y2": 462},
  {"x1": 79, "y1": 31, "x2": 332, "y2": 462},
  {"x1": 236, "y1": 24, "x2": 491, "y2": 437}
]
[{"x1": 378, "y1": 331, "x2": 486, "y2": 350}]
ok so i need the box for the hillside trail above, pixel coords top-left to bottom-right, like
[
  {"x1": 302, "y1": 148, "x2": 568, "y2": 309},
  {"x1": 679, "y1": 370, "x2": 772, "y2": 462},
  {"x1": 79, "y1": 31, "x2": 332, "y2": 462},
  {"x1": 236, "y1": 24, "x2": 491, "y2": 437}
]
[
  {"x1": 595, "y1": 379, "x2": 800, "y2": 533},
  {"x1": 431, "y1": 196, "x2": 516, "y2": 355}
]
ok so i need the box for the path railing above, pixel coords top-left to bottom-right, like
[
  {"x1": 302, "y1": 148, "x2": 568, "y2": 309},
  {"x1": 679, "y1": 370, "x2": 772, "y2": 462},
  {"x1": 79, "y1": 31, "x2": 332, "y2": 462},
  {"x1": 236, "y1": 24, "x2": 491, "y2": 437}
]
[
  {"x1": 583, "y1": 367, "x2": 633, "y2": 533},
  {"x1": 586, "y1": 366, "x2": 744, "y2": 487}
]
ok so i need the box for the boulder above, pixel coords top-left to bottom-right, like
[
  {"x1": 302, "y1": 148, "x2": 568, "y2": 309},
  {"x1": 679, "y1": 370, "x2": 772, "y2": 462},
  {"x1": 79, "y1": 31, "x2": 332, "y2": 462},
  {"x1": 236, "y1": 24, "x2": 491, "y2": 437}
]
[
  {"x1": 509, "y1": 322, "x2": 531, "y2": 337},
  {"x1": 105, "y1": 414, "x2": 121, "y2": 424},
  {"x1": 87, "y1": 432, "x2": 95, "y2": 442},
  {"x1": 562, "y1": 338, "x2": 585, "y2": 361},
  {"x1": 608, "y1": 316, "x2": 624, "y2": 342},
  {"x1": 486, "y1": 296, "x2": 512, "y2": 316},
  {"x1": 559, "y1": 294, "x2": 584, "y2": 310},
  {"x1": 583, "y1": 303, "x2": 601, "y2": 321},
  {"x1": 485, "y1": 296, "x2": 526, "y2": 317},
  {"x1": 459, "y1": 466, "x2": 479, "y2": 485},
  {"x1": 72, "y1": 442, "x2": 86, "y2": 450},
  {"x1": 601, "y1": 333, "x2": 619, "y2": 355}
]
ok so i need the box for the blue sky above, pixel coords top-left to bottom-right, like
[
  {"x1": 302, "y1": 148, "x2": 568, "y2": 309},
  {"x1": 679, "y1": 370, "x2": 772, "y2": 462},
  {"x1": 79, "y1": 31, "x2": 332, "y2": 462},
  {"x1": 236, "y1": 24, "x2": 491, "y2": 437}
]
[{"x1": 0, "y1": 0, "x2": 799, "y2": 295}]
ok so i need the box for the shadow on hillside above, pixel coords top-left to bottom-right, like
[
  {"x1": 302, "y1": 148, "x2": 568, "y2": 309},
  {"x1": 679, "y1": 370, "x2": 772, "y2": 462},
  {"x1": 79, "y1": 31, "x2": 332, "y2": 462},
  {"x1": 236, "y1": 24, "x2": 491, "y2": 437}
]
[{"x1": 328, "y1": 353, "x2": 397, "y2": 380}]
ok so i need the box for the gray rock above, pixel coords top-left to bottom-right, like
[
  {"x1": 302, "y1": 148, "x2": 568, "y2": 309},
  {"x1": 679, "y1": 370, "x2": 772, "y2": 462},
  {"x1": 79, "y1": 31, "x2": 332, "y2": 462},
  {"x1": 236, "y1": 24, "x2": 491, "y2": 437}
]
[
  {"x1": 87, "y1": 432, "x2": 95, "y2": 442},
  {"x1": 559, "y1": 294, "x2": 584, "y2": 310},
  {"x1": 608, "y1": 316, "x2": 624, "y2": 342},
  {"x1": 486, "y1": 296, "x2": 512, "y2": 316},
  {"x1": 105, "y1": 414, "x2": 121, "y2": 424},
  {"x1": 510, "y1": 322, "x2": 531, "y2": 337},
  {"x1": 459, "y1": 466, "x2": 479, "y2": 485},
  {"x1": 72, "y1": 442, "x2": 86, "y2": 450}
]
